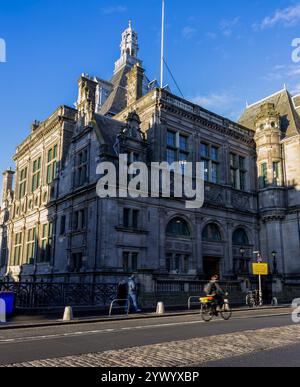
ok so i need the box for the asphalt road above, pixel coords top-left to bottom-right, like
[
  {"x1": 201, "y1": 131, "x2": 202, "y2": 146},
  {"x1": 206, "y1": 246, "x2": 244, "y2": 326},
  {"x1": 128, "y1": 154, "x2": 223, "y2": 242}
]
[{"x1": 0, "y1": 307, "x2": 295, "y2": 366}]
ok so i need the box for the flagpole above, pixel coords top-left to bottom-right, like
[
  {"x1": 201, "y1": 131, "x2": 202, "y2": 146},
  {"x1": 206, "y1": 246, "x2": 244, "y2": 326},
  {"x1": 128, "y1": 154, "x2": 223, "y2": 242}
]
[{"x1": 160, "y1": 0, "x2": 165, "y2": 89}]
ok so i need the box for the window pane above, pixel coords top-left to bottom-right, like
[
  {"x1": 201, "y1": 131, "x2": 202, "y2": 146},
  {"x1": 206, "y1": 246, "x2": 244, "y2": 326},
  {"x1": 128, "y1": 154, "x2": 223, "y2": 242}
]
[
  {"x1": 167, "y1": 131, "x2": 176, "y2": 147},
  {"x1": 184, "y1": 255, "x2": 189, "y2": 273},
  {"x1": 131, "y1": 253, "x2": 138, "y2": 272},
  {"x1": 179, "y1": 152, "x2": 187, "y2": 162},
  {"x1": 179, "y1": 135, "x2": 188, "y2": 151},
  {"x1": 123, "y1": 209, "x2": 130, "y2": 228},
  {"x1": 167, "y1": 149, "x2": 176, "y2": 165},
  {"x1": 203, "y1": 160, "x2": 209, "y2": 182},
  {"x1": 200, "y1": 143, "x2": 209, "y2": 158},
  {"x1": 211, "y1": 162, "x2": 219, "y2": 184},
  {"x1": 239, "y1": 156, "x2": 245, "y2": 170},
  {"x1": 231, "y1": 169, "x2": 237, "y2": 188},
  {"x1": 48, "y1": 149, "x2": 53, "y2": 163},
  {"x1": 132, "y1": 210, "x2": 139, "y2": 229},
  {"x1": 230, "y1": 154, "x2": 236, "y2": 168},
  {"x1": 240, "y1": 171, "x2": 246, "y2": 191},
  {"x1": 203, "y1": 224, "x2": 222, "y2": 242},
  {"x1": 211, "y1": 147, "x2": 219, "y2": 161},
  {"x1": 123, "y1": 252, "x2": 129, "y2": 272}
]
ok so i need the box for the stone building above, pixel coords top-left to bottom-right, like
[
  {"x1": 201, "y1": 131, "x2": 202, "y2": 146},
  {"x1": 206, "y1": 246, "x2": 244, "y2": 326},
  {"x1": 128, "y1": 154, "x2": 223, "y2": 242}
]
[{"x1": 1, "y1": 22, "x2": 300, "y2": 304}]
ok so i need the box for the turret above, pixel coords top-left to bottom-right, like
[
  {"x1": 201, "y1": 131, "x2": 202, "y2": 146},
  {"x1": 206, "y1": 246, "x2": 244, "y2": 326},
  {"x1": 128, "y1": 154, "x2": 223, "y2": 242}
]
[
  {"x1": 114, "y1": 20, "x2": 141, "y2": 74},
  {"x1": 254, "y1": 103, "x2": 283, "y2": 188}
]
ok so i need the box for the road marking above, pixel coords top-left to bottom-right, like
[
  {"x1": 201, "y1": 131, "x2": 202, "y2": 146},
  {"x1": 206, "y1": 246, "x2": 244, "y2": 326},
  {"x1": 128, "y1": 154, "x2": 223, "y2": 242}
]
[{"x1": 0, "y1": 311, "x2": 291, "y2": 345}]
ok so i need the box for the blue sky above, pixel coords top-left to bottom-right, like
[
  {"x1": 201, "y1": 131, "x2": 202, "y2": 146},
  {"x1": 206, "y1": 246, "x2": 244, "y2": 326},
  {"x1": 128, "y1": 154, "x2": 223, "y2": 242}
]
[{"x1": 0, "y1": 0, "x2": 300, "y2": 177}]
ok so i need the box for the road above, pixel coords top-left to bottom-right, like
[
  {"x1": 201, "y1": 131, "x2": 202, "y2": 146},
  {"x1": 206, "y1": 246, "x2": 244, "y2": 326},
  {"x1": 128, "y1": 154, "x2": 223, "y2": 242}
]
[{"x1": 0, "y1": 307, "x2": 299, "y2": 367}]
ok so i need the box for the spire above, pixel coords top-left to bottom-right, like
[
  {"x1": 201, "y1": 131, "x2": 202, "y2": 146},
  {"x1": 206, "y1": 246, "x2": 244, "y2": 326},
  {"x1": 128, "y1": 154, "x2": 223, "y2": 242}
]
[{"x1": 114, "y1": 21, "x2": 141, "y2": 74}]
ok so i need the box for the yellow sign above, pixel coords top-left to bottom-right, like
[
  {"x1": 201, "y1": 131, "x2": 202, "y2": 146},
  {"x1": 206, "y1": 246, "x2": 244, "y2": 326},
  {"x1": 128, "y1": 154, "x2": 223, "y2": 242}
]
[{"x1": 252, "y1": 263, "x2": 269, "y2": 276}]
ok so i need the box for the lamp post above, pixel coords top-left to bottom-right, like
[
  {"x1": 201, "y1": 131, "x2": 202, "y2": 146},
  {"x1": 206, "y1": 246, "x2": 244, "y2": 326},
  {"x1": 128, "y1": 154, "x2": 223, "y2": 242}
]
[
  {"x1": 253, "y1": 251, "x2": 263, "y2": 306},
  {"x1": 240, "y1": 247, "x2": 245, "y2": 275},
  {"x1": 272, "y1": 251, "x2": 278, "y2": 275}
]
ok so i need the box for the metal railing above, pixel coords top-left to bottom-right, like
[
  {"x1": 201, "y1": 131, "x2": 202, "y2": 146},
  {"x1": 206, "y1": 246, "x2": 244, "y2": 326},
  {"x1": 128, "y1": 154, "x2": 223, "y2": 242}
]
[
  {"x1": 109, "y1": 299, "x2": 130, "y2": 317},
  {"x1": 188, "y1": 296, "x2": 202, "y2": 310},
  {"x1": 0, "y1": 282, "x2": 118, "y2": 309}
]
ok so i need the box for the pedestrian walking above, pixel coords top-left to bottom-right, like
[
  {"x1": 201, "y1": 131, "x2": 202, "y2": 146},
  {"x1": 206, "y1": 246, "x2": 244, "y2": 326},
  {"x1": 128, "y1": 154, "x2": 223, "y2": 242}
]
[{"x1": 128, "y1": 275, "x2": 141, "y2": 313}]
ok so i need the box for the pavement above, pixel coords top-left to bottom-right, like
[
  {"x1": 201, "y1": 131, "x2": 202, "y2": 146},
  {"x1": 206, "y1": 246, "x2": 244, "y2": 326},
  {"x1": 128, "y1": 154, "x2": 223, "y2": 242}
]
[{"x1": 0, "y1": 306, "x2": 299, "y2": 367}]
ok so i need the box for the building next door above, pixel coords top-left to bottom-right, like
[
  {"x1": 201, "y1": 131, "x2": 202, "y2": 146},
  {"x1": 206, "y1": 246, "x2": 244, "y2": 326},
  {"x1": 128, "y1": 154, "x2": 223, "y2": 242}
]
[{"x1": 203, "y1": 257, "x2": 221, "y2": 280}]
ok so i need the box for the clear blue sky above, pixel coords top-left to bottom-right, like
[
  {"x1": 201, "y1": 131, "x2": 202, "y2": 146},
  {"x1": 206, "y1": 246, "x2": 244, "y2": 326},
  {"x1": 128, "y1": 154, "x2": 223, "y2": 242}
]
[{"x1": 0, "y1": 0, "x2": 300, "y2": 177}]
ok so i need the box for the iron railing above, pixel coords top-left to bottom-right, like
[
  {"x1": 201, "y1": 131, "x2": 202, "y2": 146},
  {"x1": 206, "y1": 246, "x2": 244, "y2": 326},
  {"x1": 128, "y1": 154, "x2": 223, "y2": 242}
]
[{"x1": 0, "y1": 282, "x2": 118, "y2": 309}]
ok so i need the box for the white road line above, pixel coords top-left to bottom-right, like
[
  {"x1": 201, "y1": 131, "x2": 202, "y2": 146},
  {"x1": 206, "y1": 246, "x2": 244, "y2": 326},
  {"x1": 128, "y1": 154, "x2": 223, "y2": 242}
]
[{"x1": 0, "y1": 311, "x2": 291, "y2": 346}]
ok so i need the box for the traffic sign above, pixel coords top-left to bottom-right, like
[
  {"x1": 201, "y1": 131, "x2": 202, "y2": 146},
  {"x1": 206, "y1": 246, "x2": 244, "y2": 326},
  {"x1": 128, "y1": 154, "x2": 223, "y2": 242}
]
[{"x1": 252, "y1": 263, "x2": 269, "y2": 276}]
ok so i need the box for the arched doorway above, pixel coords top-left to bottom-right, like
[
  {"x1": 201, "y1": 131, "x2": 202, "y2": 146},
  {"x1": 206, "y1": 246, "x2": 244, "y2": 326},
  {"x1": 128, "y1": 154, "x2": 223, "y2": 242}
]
[
  {"x1": 202, "y1": 223, "x2": 223, "y2": 280},
  {"x1": 232, "y1": 228, "x2": 251, "y2": 277},
  {"x1": 165, "y1": 217, "x2": 192, "y2": 275}
]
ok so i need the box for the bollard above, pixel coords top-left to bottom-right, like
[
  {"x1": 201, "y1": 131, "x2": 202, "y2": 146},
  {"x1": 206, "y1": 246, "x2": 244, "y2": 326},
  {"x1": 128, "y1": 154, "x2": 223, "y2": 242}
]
[
  {"x1": 156, "y1": 302, "x2": 165, "y2": 315},
  {"x1": 63, "y1": 306, "x2": 74, "y2": 321}
]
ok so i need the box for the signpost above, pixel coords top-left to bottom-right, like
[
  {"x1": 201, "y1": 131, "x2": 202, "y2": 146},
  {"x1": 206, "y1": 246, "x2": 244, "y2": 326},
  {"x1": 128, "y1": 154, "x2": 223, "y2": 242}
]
[{"x1": 252, "y1": 252, "x2": 269, "y2": 307}]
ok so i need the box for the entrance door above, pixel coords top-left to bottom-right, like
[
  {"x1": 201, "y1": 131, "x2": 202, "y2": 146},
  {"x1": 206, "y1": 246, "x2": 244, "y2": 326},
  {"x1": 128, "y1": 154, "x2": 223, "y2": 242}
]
[{"x1": 203, "y1": 257, "x2": 220, "y2": 280}]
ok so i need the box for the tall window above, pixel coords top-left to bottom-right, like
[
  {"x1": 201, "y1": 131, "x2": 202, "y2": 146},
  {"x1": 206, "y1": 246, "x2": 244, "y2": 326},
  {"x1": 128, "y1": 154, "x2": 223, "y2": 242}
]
[
  {"x1": 165, "y1": 253, "x2": 191, "y2": 274},
  {"x1": 32, "y1": 157, "x2": 41, "y2": 192},
  {"x1": 200, "y1": 143, "x2": 220, "y2": 184},
  {"x1": 273, "y1": 161, "x2": 282, "y2": 186},
  {"x1": 19, "y1": 167, "x2": 28, "y2": 199},
  {"x1": 26, "y1": 227, "x2": 36, "y2": 264},
  {"x1": 123, "y1": 208, "x2": 139, "y2": 229},
  {"x1": 75, "y1": 148, "x2": 88, "y2": 188},
  {"x1": 232, "y1": 228, "x2": 249, "y2": 246},
  {"x1": 13, "y1": 232, "x2": 23, "y2": 266},
  {"x1": 73, "y1": 209, "x2": 86, "y2": 231},
  {"x1": 202, "y1": 223, "x2": 222, "y2": 242},
  {"x1": 122, "y1": 252, "x2": 139, "y2": 272},
  {"x1": 47, "y1": 145, "x2": 58, "y2": 184},
  {"x1": 39, "y1": 222, "x2": 53, "y2": 263},
  {"x1": 166, "y1": 218, "x2": 191, "y2": 238},
  {"x1": 261, "y1": 162, "x2": 268, "y2": 188},
  {"x1": 230, "y1": 153, "x2": 247, "y2": 190},
  {"x1": 166, "y1": 130, "x2": 189, "y2": 166},
  {"x1": 60, "y1": 215, "x2": 66, "y2": 235},
  {"x1": 69, "y1": 253, "x2": 83, "y2": 272}
]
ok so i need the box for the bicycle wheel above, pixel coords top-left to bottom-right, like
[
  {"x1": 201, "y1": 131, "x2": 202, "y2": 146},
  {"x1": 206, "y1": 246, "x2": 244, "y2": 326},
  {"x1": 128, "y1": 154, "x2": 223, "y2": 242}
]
[
  {"x1": 220, "y1": 302, "x2": 232, "y2": 321},
  {"x1": 201, "y1": 304, "x2": 214, "y2": 322}
]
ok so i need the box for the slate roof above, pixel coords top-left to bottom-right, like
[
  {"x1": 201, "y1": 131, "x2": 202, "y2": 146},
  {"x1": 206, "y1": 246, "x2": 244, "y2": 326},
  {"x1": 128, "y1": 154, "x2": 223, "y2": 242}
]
[
  {"x1": 100, "y1": 66, "x2": 131, "y2": 116},
  {"x1": 92, "y1": 113, "x2": 125, "y2": 154},
  {"x1": 239, "y1": 89, "x2": 300, "y2": 137}
]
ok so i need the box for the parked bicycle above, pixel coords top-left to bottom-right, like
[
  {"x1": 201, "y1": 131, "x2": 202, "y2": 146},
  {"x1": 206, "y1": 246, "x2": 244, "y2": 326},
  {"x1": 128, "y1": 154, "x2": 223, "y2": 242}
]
[
  {"x1": 200, "y1": 293, "x2": 232, "y2": 322},
  {"x1": 246, "y1": 290, "x2": 263, "y2": 308}
]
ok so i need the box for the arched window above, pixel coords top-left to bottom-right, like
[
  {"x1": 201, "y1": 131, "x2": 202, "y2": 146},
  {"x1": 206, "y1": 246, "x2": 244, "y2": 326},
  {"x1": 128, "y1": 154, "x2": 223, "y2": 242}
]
[
  {"x1": 232, "y1": 228, "x2": 249, "y2": 245},
  {"x1": 166, "y1": 217, "x2": 191, "y2": 238},
  {"x1": 202, "y1": 223, "x2": 222, "y2": 242}
]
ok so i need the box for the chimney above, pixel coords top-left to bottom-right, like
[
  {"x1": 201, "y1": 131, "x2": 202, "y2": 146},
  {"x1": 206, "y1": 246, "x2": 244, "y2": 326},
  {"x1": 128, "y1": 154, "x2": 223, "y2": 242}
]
[
  {"x1": 126, "y1": 63, "x2": 145, "y2": 106},
  {"x1": 2, "y1": 169, "x2": 15, "y2": 203}
]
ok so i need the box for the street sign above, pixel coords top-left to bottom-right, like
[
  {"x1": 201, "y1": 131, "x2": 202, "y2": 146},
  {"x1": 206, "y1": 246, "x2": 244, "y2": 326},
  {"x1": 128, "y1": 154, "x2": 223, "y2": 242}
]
[{"x1": 252, "y1": 263, "x2": 269, "y2": 276}]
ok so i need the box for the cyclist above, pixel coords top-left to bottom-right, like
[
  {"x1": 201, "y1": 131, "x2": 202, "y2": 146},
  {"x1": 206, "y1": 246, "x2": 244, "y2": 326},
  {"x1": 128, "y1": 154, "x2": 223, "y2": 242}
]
[{"x1": 204, "y1": 275, "x2": 225, "y2": 310}]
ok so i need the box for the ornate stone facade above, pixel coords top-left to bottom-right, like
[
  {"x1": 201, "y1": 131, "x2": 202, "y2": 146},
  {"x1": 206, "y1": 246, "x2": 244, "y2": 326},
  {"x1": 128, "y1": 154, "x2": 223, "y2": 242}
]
[{"x1": 1, "y1": 23, "x2": 300, "y2": 300}]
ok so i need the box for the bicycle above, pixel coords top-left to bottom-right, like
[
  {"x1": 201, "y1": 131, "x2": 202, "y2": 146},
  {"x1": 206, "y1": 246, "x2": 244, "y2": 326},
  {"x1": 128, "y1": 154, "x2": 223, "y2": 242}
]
[
  {"x1": 200, "y1": 293, "x2": 232, "y2": 322},
  {"x1": 246, "y1": 290, "x2": 263, "y2": 308}
]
